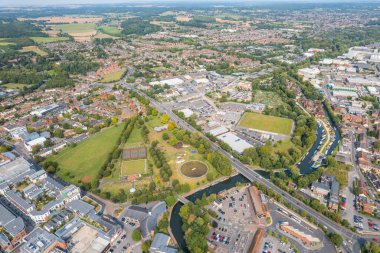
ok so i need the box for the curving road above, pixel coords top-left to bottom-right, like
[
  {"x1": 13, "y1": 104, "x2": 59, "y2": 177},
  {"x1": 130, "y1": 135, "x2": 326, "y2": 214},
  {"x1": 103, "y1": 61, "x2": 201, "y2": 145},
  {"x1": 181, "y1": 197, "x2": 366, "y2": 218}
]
[{"x1": 131, "y1": 88, "x2": 379, "y2": 253}]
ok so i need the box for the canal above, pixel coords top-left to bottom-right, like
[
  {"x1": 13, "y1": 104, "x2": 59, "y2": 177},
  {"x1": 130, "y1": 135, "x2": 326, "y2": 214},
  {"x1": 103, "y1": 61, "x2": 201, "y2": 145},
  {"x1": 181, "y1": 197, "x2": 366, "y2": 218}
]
[{"x1": 170, "y1": 105, "x2": 341, "y2": 252}]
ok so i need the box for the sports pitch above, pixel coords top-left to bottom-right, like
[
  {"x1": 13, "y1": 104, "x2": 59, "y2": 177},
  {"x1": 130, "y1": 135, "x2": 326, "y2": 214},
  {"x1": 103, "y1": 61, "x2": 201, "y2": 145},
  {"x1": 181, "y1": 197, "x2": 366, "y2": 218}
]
[
  {"x1": 238, "y1": 112, "x2": 293, "y2": 135},
  {"x1": 121, "y1": 159, "x2": 146, "y2": 176}
]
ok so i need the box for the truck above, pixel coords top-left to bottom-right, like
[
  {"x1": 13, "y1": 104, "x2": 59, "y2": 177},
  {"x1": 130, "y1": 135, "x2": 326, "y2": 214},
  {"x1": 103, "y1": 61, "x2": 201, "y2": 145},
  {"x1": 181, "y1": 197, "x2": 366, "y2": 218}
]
[{"x1": 342, "y1": 196, "x2": 347, "y2": 210}]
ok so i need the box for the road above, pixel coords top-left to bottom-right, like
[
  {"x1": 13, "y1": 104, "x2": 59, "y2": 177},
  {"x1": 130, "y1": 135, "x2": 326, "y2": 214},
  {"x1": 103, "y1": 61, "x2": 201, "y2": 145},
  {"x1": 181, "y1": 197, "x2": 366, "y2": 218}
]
[{"x1": 130, "y1": 88, "x2": 379, "y2": 252}]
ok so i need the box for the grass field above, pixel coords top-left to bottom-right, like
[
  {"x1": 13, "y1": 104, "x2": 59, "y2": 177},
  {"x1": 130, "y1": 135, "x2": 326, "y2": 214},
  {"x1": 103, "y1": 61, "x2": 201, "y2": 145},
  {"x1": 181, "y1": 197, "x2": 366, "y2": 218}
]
[
  {"x1": 1, "y1": 83, "x2": 28, "y2": 89},
  {"x1": 239, "y1": 112, "x2": 293, "y2": 135},
  {"x1": 30, "y1": 37, "x2": 70, "y2": 43},
  {"x1": 19, "y1": 46, "x2": 48, "y2": 56},
  {"x1": 93, "y1": 32, "x2": 116, "y2": 39},
  {"x1": 52, "y1": 23, "x2": 96, "y2": 33},
  {"x1": 47, "y1": 123, "x2": 125, "y2": 184},
  {"x1": 100, "y1": 68, "x2": 127, "y2": 83},
  {"x1": 97, "y1": 26, "x2": 122, "y2": 36},
  {"x1": 121, "y1": 159, "x2": 146, "y2": 176}
]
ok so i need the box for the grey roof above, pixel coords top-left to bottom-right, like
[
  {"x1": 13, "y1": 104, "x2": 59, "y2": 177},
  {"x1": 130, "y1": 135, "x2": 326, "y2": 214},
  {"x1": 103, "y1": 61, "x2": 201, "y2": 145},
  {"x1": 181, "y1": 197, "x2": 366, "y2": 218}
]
[
  {"x1": 330, "y1": 181, "x2": 340, "y2": 203},
  {"x1": 5, "y1": 217, "x2": 26, "y2": 237},
  {"x1": 0, "y1": 203, "x2": 25, "y2": 237},
  {"x1": 66, "y1": 199, "x2": 95, "y2": 216},
  {"x1": 22, "y1": 227, "x2": 64, "y2": 253},
  {"x1": 142, "y1": 202, "x2": 167, "y2": 238},
  {"x1": 150, "y1": 233, "x2": 178, "y2": 253},
  {"x1": 42, "y1": 177, "x2": 64, "y2": 192},
  {"x1": 5, "y1": 190, "x2": 34, "y2": 211},
  {"x1": 311, "y1": 182, "x2": 330, "y2": 192},
  {"x1": 0, "y1": 157, "x2": 32, "y2": 183}
]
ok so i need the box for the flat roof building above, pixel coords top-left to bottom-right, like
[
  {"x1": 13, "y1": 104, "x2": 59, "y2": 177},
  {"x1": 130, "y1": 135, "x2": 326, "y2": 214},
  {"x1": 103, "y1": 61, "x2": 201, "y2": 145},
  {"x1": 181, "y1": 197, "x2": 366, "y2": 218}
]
[
  {"x1": 217, "y1": 132, "x2": 252, "y2": 154},
  {"x1": 150, "y1": 233, "x2": 178, "y2": 253}
]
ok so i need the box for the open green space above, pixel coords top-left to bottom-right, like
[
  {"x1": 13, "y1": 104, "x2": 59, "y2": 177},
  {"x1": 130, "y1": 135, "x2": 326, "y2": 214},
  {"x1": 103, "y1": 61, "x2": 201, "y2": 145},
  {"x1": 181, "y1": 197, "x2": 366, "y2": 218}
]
[
  {"x1": 238, "y1": 112, "x2": 293, "y2": 135},
  {"x1": 47, "y1": 123, "x2": 125, "y2": 184},
  {"x1": 100, "y1": 68, "x2": 126, "y2": 83},
  {"x1": 121, "y1": 159, "x2": 146, "y2": 176},
  {"x1": 272, "y1": 139, "x2": 295, "y2": 152},
  {"x1": 124, "y1": 126, "x2": 143, "y2": 147},
  {"x1": 19, "y1": 46, "x2": 48, "y2": 56},
  {"x1": 30, "y1": 37, "x2": 70, "y2": 43},
  {"x1": 1, "y1": 83, "x2": 29, "y2": 89},
  {"x1": 252, "y1": 90, "x2": 284, "y2": 109},
  {"x1": 52, "y1": 23, "x2": 96, "y2": 33},
  {"x1": 97, "y1": 26, "x2": 122, "y2": 36}
]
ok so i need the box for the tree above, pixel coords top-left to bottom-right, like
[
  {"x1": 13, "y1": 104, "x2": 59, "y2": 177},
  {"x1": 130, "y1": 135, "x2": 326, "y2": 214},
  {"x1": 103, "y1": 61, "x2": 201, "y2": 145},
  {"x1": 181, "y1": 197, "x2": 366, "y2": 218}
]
[
  {"x1": 141, "y1": 240, "x2": 152, "y2": 253},
  {"x1": 168, "y1": 121, "x2": 176, "y2": 130},
  {"x1": 161, "y1": 114, "x2": 169, "y2": 124},
  {"x1": 111, "y1": 116, "x2": 118, "y2": 124},
  {"x1": 329, "y1": 233, "x2": 343, "y2": 247},
  {"x1": 131, "y1": 228, "x2": 142, "y2": 241},
  {"x1": 374, "y1": 140, "x2": 380, "y2": 151},
  {"x1": 162, "y1": 133, "x2": 169, "y2": 140},
  {"x1": 165, "y1": 195, "x2": 177, "y2": 207}
]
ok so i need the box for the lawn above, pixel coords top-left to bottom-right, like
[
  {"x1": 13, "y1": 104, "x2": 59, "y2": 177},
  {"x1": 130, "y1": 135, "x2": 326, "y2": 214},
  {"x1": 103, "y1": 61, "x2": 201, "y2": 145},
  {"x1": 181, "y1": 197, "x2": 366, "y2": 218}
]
[
  {"x1": 100, "y1": 68, "x2": 127, "y2": 83},
  {"x1": 30, "y1": 37, "x2": 70, "y2": 43},
  {"x1": 52, "y1": 23, "x2": 96, "y2": 33},
  {"x1": 238, "y1": 112, "x2": 293, "y2": 135},
  {"x1": 47, "y1": 123, "x2": 125, "y2": 184},
  {"x1": 121, "y1": 159, "x2": 146, "y2": 176},
  {"x1": 97, "y1": 26, "x2": 122, "y2": 36},
  {"x1": 272, "y1": 139, "x2": 295, "y2": 152},
  {"x1": 19, "y1": 46, "x2": 48, "y2": 56},
  {"x1": 124, "y1": 126, "x2": 143, "y2": 148},
  {"x1": 145, "y1": 116, "x2": 219, "y2": 188}
]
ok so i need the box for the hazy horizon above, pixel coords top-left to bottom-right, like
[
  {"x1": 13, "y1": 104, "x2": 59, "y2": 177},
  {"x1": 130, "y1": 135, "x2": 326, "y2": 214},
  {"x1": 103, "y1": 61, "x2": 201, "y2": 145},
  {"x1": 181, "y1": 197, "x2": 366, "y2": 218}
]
[{"x1": 1, "y1": 0, "x2": 380, "y2": 7}]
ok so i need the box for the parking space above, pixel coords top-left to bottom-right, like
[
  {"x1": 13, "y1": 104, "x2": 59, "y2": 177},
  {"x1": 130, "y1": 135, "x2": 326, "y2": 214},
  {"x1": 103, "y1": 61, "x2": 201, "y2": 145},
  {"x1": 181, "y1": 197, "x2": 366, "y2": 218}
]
[
  {"x1": 206, "y1": 186, "x2": 259, "y2": 253},
  {"x1": 259, "y1": 235, "x2": 298, "y2": 253}
]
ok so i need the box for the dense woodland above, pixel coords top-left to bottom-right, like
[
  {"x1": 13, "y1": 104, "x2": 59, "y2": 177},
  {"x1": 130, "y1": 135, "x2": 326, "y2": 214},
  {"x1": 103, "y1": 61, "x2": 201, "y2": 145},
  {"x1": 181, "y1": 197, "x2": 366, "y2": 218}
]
[
  {"x1": 0, "y1": 19, "x2": 46, "y2": 38},
  {"x1": 121, "y1": 18, "x2": 160, "y2": 36}
]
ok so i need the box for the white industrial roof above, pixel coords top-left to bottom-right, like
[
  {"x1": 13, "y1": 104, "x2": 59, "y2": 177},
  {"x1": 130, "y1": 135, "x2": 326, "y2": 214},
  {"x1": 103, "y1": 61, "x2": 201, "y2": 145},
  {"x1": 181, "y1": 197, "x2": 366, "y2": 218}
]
[
  {"x1": 179, "y1": 108, "x2": 194, "y2": 118},
  {"x1": 217, "y1": 132, "x2": 252, "y2": 154},
  {"x1": 209, "y1": 126, "x2": 229, "y2": 136}
]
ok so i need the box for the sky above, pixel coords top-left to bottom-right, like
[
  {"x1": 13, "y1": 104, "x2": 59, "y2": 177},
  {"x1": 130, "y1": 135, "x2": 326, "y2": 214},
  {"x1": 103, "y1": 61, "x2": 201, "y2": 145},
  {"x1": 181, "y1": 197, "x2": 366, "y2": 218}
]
[{"x1": 2, "y1": 0, "x2": 378, "y2": 7}]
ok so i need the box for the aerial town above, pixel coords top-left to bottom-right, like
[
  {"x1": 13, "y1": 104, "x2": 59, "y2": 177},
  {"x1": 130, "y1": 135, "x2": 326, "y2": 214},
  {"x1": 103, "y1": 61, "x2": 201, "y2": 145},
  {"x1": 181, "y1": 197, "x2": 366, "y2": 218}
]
[{"x1": 0, "y1": 1, "x2": 380, "y2": 253}]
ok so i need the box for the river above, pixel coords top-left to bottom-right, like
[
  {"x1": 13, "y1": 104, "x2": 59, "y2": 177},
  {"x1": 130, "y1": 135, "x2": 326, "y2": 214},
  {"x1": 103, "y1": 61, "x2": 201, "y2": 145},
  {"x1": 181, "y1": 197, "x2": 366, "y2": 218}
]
[
  {"x1": 297, "y1": 106, "x2": 341, "y2": 174},
  {"x1": 170, "y1": 105, "x2": 341, "y2": 252}
]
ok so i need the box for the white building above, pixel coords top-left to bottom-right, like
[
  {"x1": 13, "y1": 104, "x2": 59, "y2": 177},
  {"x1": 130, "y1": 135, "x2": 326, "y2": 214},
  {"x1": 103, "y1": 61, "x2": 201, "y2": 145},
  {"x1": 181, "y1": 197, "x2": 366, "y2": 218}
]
[
  {"x1": 217, "y1": 132, "x2": 253, "y2": 154},
  {"x1": 24, "y1": 137, "x2": 46, "y2": 152},
  {"x1": 149, "y1": 78, "x2": 184, "y2": 87}
]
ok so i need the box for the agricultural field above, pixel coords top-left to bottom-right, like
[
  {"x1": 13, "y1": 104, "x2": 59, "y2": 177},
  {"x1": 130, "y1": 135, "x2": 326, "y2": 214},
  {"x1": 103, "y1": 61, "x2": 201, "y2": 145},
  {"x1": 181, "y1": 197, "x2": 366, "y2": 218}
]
[
  {"x1": 1, "y1": 83, "x2": 28, "y2": 89},
  {"x1": 52, "y1": 23, "x2": 96, "y2": 33},
  {"x1": 93, "y1": 32, "x2": 116, "y2": 39},
  {"x1": 46, "y1": 123, "x2": 125, "y2": 185},
  {"x1": 238, "y1": 112, "x2": 293, "y2": 135},
  {"x1": 0, "y1": 38, "x2": 15, "y2": 47},
  {"x1": 30, "y1": 36, "x2": 70, "y2": 44},
  {"x1": 19, "y1": 46, "x2": 48, "y2": 56},
  {"x1": 51, "y1": 23, "x2": 97, "y2": 41},
  {"x1": 100, "y1": 68, "x2": 127, "y2": 83},
  {"x1": 97, "y1": 26, "x2": 122, "y2": 36},
  {"x1": 19, "y1": 16, "x2": 103, "y2": 24},
  {"x1": 121, "y1": 159, "x2": 146, "y2": 176},
  {"x1": 252, "y1": 90, "x2": 284, "y2": 109}
]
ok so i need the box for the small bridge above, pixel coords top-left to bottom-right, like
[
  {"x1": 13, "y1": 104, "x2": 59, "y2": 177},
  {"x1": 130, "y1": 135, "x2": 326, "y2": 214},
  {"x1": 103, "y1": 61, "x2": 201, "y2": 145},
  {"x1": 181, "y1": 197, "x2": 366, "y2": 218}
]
[{"x1": 177, "y1": 195, "x2": 190, "y2": 204}]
